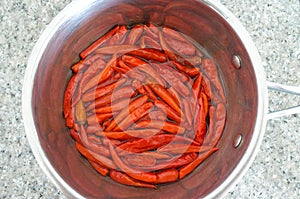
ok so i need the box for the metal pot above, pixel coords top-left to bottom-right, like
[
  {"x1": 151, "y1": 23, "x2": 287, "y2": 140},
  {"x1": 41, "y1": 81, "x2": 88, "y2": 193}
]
[{"x1": 22, "y1": 0, "x2": 300, "y2": 198}]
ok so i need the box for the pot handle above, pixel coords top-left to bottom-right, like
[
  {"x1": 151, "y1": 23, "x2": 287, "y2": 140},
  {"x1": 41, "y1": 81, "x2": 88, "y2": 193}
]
[{"x1": 267, "y1": 81, "x2": 300, "y2": 119}]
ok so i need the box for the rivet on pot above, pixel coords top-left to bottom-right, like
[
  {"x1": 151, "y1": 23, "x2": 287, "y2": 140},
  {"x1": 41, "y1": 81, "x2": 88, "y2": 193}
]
[
  {"x1": 232, "y1": 55, "x2": 242, "y2": 69},
  {"x1": 233, "y1": 134, "x2": 243, "y2": 148}
]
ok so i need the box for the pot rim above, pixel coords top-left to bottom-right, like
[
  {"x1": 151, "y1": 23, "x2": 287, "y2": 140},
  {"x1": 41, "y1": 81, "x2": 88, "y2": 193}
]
[{"x1": 22, "y1": 0, "x2": 268, "y2": 198}]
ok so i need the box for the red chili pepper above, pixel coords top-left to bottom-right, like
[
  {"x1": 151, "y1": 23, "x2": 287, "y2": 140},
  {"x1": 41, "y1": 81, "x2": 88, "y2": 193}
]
[
  {"x1": 122, "y1": 55, "x2": 166, "y2": 87},
  {"x1": 164, "y1": 35, "x2": 195, "y2": 56},
  {"x1": 143, "y1": 84, "x2": 157, "y2": 101},
  {"x1": 125, "y1": 24, "x2": 144, "y2": 45},
  {"x1": 127, "y1": 48, "x2": 167, "y2": 63},
  {"x1": 105, "y1": 95, "x2": 149, "y2": 131},
  {"x1": 148, "y1": 84, "x2": 183, "y2": 115},
  {"x1": 113, "y1": 101, "x2": 154, "y2": 131},
  {"x1": 109, "y1": 170, "x2": 156, "y2": 188},
  {"x1": 193, "y1": 94, "x2": 207, "y2": 145},
  {"x1": 172, "y1": 61, "x2": 199, "y2": 77},
  {"x1": 157, "y1": 143, "x2": 211, "y2": 154},
  {"x1": 93, "y1": 98, "x2": 129, "y2": 114},
  {"x1": 86, "y1": 124, "x2": 103, "y2": 134},
  {"x1": 71, "y1": 60, "x2": 84, "y2": 73},
  {"x1": 149, "y1": 109, "x2": 166, "y2": 121},
  {"x1": 141, "y1": 152, "x2": 198, "y2": 171},
  {"x1": 124, "y1": 154, "x2": 156, "y2": 167},
  {"x1": 117, "y1": 134, "x2": 196, "y2": 154},
  {"x1": 80, "y1": 25, "x2": 120, "y2": 59},
  {"x1": 86, "y1": 85, "x2": 136, "y2": 112},
  {"x1": 94, "y1": 45, "x2": 139, "y2": 55},
  {"x1": 139, "y1": 151, "x2": 171, "y2": 160},
  {"x1": 109, "y1": 142, "x2": 157, "y2": 183},
  {"x1": 69, "y1": 129, "x2": 82, "y2": 145},
  {"x1": 167, "y1": 87, "x2": 181, "y2": 106},
  {"x1": 88, "y1": 160, "x2": 109, "y2": 176},
  {"x1": 87, "y1": 113, "x2": 113, "y2": 125},
  {"x1": 143, "y1": 24, "x2": 159, "y2": 39},
  {"x1": 82, "y1": 55, "x2": 117, "y2": 93},
  {"x1": 132, "y1": 80, "x2": 146, "y2": 94},
  {"x1": 182, "y1": 98, "x2": 192, "y2": 127},
  {"x1": 64, "y1": 72, "x2": 83, "y2": 128},
  {"x1": 179, "y1": 148, "x2": 218, "y2": 179},
  {"x1": 156, "y1": 169, "x2": 178, "y2": 184},
  {"x1": 152, "y1": 62, "x2": 190, "y2": 97},
  {"x1": 96, "y1": 129, "x2": 158, "y2": 140},
  {"x1": 133, "y1": 120, "x2": 186, "y2": 135},
  {"x1": 107, "y1": 25, "x2": 128, "y2": 46},
  {"x1": 75, "y1": 141, "x2": 116, "y2": 170},
  {"x1": 154, "y1": 100, "x2": 182, "y2": 123},
  {"x1": 82, "y1": 78, "x2": 126, "y2": 103},
  {"x1": 140, "y1": 36, "x2": 162, "y2": 49},
  {"x1": 203, "y1": 103, "x2": 226, "y2": 147}
]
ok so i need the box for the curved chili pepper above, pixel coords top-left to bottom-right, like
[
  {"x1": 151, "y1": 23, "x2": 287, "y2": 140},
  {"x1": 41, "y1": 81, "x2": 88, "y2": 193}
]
[
  {"x1": 138, "y1": 152, "x2": 198, "y2": 171},
  {"x1": 109, "y1": 170, "x2": 156, "y2": 189},
  {"x1": 124, "y1": 154, "x2": 156, "y2": 167},
  {"x1": 69, "y1": 129, "x2": 82, "y2": 145},
  {"x1": 82, "y1": 54, "x2": 117, "y2": 93},
  {"x1": 64, "y1": 72, "x2": 83, "y2": 128},
  {"x1": 133, "y1": 120, "x2": 186, "y2": 135},
  {"x1": 113, "y1": 101, "x2": 154, "y2": 131},
  {"x1": 202, "y1": 58, "x2": 226, "y2": 102},
  {"x1": 75, "y1": 142, "x2": 116, "y2": 170},
  {"x1": 203, "y1": 103, "x2": 226, "y2": 147},
  {"x1": 125, "y1": 24, "x2": 144, "y2": 45},
  {"x1": 167, "y1": 86, "x2": 181, "y2": 106},
  {"x1": 182, "y1": 98, "x2": 192, "y2": 126},
  {"x1": 80, "y1": 25, "x2": 120, "y2": 59},
  {"x1": 94, "y1": 45, "x2": 139, "y2": 55},
  {"x1": 127, "y1": 48, "x2": 167, "y2": 63},
  {"x1": 122, "y1": 55, "x2": 166, "y2": 87},
  {"x1": 148, "y1": 84, "x2": 183, "y2": 115},
  {"x1": 193, "y1": 94, "x2": 207, "y2": 145},
  {"x1": 86, "y1": 85, "x2": 136, "y2": 112},
  {"x1": 139, "y1": 151, "x2": 171, "y2": 160},
  {"x1": 82, "y1": 78, "x2": 126, "y2": 103},
  {"x1": 143, "y1": 25, "x2": 159, "y2": 39},
  {"x1": 140, "y1": 36, "x2": 162, "y2": 49},
  {"x1": 109, "y1": 142, "x2": 157, "y2": 183},
  {"x1": 87, "y1": 113, "x2": 113, "y2": 125},
  {"x1": 93, "y1": 98, "x2": 129, "y2": 114},
  {"x1": 152, "y1": 62, "x2": 190, "y2": 97},
  {"x1": 71, "y1": 60, "x2": 84, "y2": 73},
  {"x1": 179, "y1": 148, "x2": 218, "y2": 179},
  {"x1": 117, "y1": 134, "x2": 197, "y2": 154},
  {"x1": 107, "y1": 25, "x2": 128, "y2": 46},
  {"x1": 156, "y1": 169, "x2": 178, "y2": 184},
  {"x1": 143, "y1": 84, "x2": 157, "y2": 101},
  {"x1": 105, "y1": 95, "x2": 149, "y2": 131},
  {"x1": 157, "y1": 143, "x2": 211, "y2": 154},
  {"x1": 88, "y1": 160, "x2": 109, "y2": 176},
  {"x1": 172, "y1": 61, "x2": 199, "y2": 77},
  {"x1": 86, "y1": 124, "x2": 103, "y2": 134},
  {"x1": 154, "y1": 100, "x2": 182, "y2": 123},
  {"x1": 96, "y1": 129, "x2": 159, "y2": 140},
  {"x1": 164, "y1": 35, "x2": 195, "y2": 56},
  {"x1": 132, "y1": 80, "x2": 146, "y2": 94}
]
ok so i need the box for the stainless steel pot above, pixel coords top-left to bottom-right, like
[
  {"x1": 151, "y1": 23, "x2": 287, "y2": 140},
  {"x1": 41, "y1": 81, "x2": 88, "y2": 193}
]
[{"x1": 22, "y1": 0, "x2": 300, "y2": 198}]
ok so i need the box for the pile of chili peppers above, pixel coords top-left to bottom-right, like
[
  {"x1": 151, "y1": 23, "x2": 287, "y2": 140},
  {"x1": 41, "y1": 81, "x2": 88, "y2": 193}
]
[{"x1": 63, "y1": 23, "x2": 226, "y2": 188}]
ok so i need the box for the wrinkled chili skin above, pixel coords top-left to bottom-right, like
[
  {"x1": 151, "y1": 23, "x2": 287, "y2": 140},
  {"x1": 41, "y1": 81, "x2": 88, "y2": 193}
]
[{"x1": 63, "y1": 23, "x2": 226, "y2": 188}]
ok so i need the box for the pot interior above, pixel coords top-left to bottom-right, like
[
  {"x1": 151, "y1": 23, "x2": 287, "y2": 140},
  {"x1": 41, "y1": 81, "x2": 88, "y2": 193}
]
[{"x1": 32, "y1": 0, "x2": 258, "y2": 198}]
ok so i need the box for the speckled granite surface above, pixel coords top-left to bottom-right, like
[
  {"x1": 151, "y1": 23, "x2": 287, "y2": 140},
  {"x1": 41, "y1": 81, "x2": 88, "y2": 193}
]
[{"x1": 0, "y1": 0, "x2": 299, "y2": 198}]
